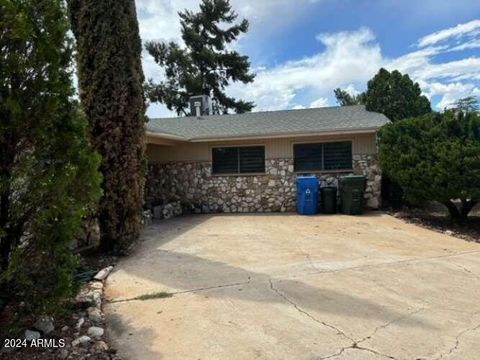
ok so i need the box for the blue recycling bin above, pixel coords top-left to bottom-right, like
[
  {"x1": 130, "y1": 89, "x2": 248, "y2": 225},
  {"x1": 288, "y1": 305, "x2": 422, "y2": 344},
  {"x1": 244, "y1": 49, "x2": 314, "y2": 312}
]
[{"x1": 296, "y1": 176, "x2": 320, "y2": 215}]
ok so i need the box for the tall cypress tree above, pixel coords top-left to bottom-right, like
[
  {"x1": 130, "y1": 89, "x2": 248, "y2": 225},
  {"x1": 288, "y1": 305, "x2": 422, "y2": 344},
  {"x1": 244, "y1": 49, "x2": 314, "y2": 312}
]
[
  {"x1": 146, "y1": 0, "x2": 255, "y2": 115},
  {"x1": 69, "y1": 0, "x2": 146, "y2": 253}
]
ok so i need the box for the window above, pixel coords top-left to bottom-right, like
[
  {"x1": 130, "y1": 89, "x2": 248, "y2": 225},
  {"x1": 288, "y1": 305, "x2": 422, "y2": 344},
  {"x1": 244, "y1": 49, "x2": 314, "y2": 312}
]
[
  {"x1": 294, "y1": 141, "x2": 352, "y2": 172},
  {"x1": 212, "y1": 146, "x2": 265, "y2": 174}
]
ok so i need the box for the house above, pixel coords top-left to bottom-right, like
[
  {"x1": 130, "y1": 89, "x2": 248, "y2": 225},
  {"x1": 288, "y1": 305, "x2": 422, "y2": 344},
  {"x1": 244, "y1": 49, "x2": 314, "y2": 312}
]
[{"x1": 145, "y1": 103, "x2": 390, "y2": 214}]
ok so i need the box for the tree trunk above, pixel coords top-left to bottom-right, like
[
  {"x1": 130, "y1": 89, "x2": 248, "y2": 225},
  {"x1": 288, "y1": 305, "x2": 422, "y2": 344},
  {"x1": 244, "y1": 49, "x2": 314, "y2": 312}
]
[
  {"x1": 0, "y1": 191, "x2": 11, "y2": 271},
  {"x1": 442, "y1": 199, "x2": 477, "y2": 222},
  {"x1": 442, "y1": 200, "x2": 461, "y2": 221},
  {"x1": 460, "y1": 199, "x2": 477, "y2": 221},
  {"x1": 0, "y1": 139, "x2": 14, "y2": 271}
]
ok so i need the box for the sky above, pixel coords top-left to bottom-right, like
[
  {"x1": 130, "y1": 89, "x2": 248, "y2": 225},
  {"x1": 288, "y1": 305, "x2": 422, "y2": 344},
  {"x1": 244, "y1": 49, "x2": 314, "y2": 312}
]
[{"x1": 135, "y1": 0, "x2": 480, "y2": 118}]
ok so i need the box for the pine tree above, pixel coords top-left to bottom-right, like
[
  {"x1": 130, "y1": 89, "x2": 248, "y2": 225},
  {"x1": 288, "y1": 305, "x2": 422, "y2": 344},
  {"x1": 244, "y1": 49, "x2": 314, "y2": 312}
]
[
  {"x1": 452, "y1": 96, "x2": 479, "y2": 113},
  {"x1": 146, "y1": 0, "x2": 255, "y2": 115},
  {"x1": 333, "y1": 88, "x2": 366, "y2": 106},
  {"x1": 365, "y1": 68, "x2": 431, "y2": 122},
  {"x1": 0, "y1": 0, "x2": 101, "y2": 314},
  {"x1": 69, "y1": 0, "x2": 146, "y2": 253}
]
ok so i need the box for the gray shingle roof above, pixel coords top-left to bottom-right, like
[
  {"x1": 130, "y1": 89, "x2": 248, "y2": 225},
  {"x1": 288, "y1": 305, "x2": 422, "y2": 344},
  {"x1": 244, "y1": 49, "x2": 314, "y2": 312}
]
[{"x1": 147, "y1": 105, "x2": 390, "y2": 141}]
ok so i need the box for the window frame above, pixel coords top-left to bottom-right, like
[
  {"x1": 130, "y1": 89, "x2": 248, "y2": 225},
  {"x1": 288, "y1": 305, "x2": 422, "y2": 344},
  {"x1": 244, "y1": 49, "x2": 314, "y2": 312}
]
[
  {"x1": 210, "y1": 144, "x2": 266, "y2": 176},
  {"x1": 292, "y1": 140, "x2": 353, "y2": 173}
]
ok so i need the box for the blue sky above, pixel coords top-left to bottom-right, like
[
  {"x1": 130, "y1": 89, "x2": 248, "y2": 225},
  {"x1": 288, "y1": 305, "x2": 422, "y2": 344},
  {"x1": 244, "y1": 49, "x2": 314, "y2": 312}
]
[{"x1": 135, "y1": 0, "x2": 480, "y2": 118}]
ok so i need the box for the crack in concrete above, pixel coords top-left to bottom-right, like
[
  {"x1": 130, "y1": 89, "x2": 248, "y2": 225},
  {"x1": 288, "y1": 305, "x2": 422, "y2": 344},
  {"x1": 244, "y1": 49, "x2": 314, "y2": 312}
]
[
  {"x1": 268, "y1": 279, "x2": 355, "y2": 342},
  {"x1": 452, "y1": 263, "x2": 480, "y2": 280},
  {"x1": 268, "y1": 279, "x2": 398, "y2": 360},
  {"x1": 110, "y1": 278, "x2": 252, "y2": 304},
  {"x1": 173, "y1": 278, "x2": 252, "y2": 295},
  {"x1": 305, "y1": 250, "x2": 480, "y2": 277},
  {"x1": 318, "y1": 343, "x2": 398, "y2": 359},
  {"x1": 356, "y1": 307, "x2": 427, "y2": 345},
  {"x1": 109, "y1": 249, "x2": 480, "y2": 305},
  {"x1": 435, "y1": 320, "x2": 480, "y2": 359}
]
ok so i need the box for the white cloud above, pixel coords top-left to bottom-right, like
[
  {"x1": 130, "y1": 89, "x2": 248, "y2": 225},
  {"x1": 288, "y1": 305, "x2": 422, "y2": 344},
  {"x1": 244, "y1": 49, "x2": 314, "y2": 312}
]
[
  {"x1": 233, "y1": 23, "x2": 480, "y2": 112},
  {"x1": 386, "y1": 24, "x2": 480, "y2": 110},
  {"x1": 427, "y1": 82, "x2": 479, "y2": 109},
  {"x1": 227, "y1": 27, "x2": 383, "y2": 111},
  {"x1": 135, "y1": 0, "x2": 317, "y2": 43},
  {"x1": 309, "y1": 97, "x2": 329, "y2": 108},
  {"x1": 139, "y1": 5, "x2": 480, "y2": 117},
  {"x1": 417, "y1": 19, "x2": 480, "y2": 47},
  {"x1": 292, "y1": 104, "x2": 306, "y2": 110}
]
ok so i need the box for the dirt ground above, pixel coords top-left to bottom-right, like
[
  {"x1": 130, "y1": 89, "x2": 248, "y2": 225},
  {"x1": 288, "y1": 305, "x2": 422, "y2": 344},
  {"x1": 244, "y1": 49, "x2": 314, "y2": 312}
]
[{"x1": 104, "y1": 213, "x2": 480, "y2": 360}]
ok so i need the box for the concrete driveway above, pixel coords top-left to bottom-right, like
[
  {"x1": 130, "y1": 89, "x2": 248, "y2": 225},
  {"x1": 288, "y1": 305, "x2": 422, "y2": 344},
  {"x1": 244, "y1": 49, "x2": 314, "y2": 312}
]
[{"x1": 104, "y1": 213, "x2": 480, "y2": 360}]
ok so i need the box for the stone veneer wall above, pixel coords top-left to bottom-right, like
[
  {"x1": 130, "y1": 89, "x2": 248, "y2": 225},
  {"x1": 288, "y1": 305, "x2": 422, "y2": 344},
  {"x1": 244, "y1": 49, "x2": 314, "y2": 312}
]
[
  {"x1": 146, "y1": 155, "x2": 381, "y2": 213},
  {"x1": 145, "y1": 155, "x2": 381, "y2": 213}
]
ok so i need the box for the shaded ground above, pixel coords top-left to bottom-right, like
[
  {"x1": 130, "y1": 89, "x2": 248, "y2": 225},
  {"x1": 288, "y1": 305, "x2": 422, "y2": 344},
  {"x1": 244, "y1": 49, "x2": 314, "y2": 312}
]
[
  {"x1": 104, "y1": 213, "x2": 480, "y2": 360},
  {"x1": 392, "y1": 211, "x2": 480, "y2": 244}
]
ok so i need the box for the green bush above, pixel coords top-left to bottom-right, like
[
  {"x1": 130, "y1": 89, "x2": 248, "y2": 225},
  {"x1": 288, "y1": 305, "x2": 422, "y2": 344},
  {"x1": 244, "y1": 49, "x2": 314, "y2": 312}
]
[
  {"x1": 0, "y1": 0, "x2": 102, "y2": 316},
  {"x1": 378, "y1": 111, "x2": 480, "y2": 221}
]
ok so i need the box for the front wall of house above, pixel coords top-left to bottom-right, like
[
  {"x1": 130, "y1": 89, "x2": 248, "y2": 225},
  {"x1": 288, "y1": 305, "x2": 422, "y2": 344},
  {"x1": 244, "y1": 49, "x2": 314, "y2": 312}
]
[
  {"x1": 145, "y1": 133, "x2": 382, "y2": 213},
  {"x1": 147, "y1": 133, "x2": 377, "y2": 162}
]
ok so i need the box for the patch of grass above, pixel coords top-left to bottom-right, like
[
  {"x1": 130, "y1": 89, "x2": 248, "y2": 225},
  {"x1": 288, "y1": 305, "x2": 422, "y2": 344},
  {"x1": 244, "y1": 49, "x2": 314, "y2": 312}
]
[{"x1": 133, "y1": 292, "x2": 173, "y2": 301}]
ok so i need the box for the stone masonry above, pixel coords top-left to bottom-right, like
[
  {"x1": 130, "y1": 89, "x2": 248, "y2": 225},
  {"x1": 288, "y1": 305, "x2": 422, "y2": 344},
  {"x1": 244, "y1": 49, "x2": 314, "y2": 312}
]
[{"x1": 145, "y1": 155, "x2": 381, "y2": 214}]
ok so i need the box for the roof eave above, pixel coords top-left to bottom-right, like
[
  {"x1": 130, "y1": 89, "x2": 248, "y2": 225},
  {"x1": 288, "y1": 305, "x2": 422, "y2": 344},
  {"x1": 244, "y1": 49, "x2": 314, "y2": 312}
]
[
  {"x1": 187, "y1": 128, "x2": 380, "y2": 143},
  {"x1": 146, "y1": 131, "x2": 187, "y2": 141}
]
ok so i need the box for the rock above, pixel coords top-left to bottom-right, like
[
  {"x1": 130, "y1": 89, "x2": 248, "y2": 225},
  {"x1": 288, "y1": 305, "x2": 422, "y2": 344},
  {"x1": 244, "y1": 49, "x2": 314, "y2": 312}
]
[
  {"x1": 71, "y1": 335, "x2": 91, "y2": 347},
  {"x1": 143, "y1": 210, "x2": 153, "y2": 226},
  {"x1": 92, "y1": 340, "x2": 109, "y2": 352},
  {"x1": 445, "y1": 230, "x2": 454, "y2": 236},
  {"x1": 153, "y1": 202, "x2": 182, "y2": 219},
  {"x1": 76, "y1": 317, "x2": 85, "y2": 329},
  {"x1": 366, "y1": 197, "x2": 379, "y2": 209},
  {"x1": 25, "y1": 330, "x2": 41, "y2": 341},
  {"x1": 75, "y1": 289, "x2": 95, "y2": 309},
  {"x1": 87, "y1": 307, "x2": 103, "y2": 323},
  {"x1": 92, "y1": 292, "x2": 102, "y2": 308},
  {"x1": 33, "y1": 315, "x2": 54, "y2": 334},
  {"x1": 87, "y1": 326, "x2": 104, "y2": 339},
  {"x1": 153, "y1": 205, "x2": 163, "y2": 219},
  {"x1": 94, "y1": 266, "x2": 113, "y2": 281},
  {"x1": 58, "y1": 349, "x2": 69, "y2": 359},
  {"x1": 90, "y1": 281, "x2": 103, "y2": 290}
]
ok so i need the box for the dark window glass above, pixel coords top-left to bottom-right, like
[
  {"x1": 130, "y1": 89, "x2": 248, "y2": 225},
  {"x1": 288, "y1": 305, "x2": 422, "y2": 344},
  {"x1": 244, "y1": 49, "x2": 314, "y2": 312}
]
[
  {"x1": 212, "y1": 147, "x2": 238, "y2": 174},
  {"x1": 324, "y1": 142, "x2": 352, "y2": 170},
  {"x1": 293, "y1": 143, "x2": 323, "y2": 171},
  {"x1": 239, "y1": 146, "x2": 265, "y2": 173},
  {"x1": 294, "y1": 141, "x2": 352, "y2": 171},
  {"x1": 212, "y1": 146, "x2": 265, "y2": 174}
]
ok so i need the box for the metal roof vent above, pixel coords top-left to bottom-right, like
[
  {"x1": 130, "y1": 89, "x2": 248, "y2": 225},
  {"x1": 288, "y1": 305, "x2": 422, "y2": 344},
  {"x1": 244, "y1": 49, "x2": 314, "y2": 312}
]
[{"x1": 189, "y1": 95, "x2": 213, "y2": 117}]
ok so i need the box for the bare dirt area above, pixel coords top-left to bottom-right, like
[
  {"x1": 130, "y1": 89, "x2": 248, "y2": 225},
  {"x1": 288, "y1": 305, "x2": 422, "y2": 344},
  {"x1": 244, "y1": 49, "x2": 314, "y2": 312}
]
[{"x1": 104, "y1": 213, "x2": 480, "y2": 360}]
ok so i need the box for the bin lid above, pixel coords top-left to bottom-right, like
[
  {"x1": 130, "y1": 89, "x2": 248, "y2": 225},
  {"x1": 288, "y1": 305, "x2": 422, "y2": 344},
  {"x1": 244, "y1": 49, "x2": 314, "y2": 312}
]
[
  {"x1": 321, "y1": 186, "x2": 337, "y2": 192},
  {"x1": 296, "y1": 175, "x2": 319, "y2": 187},
  {"x1": 296, "y1": 175, "x2": 318, "y2": 180},
  {"x1": 339, "y1": 175, "x2": 366, "y2": 185}
]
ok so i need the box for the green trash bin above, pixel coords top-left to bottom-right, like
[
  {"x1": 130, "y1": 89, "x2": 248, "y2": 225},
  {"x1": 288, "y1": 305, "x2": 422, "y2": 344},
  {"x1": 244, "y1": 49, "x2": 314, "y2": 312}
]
[
  {"x1": 320, "y1": 187, "x2": 337, "y2": 214},
  {"x1": 339, "y1": 176, "x2": 366, "y2": 215}
]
